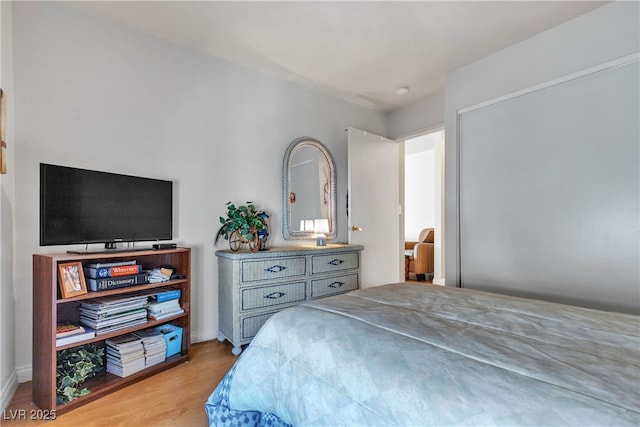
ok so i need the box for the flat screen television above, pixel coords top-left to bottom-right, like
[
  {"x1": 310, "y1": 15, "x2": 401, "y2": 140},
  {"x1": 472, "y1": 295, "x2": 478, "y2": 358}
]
[{"x1": 40, "y1": 163, "x2": 173, "y2": 252}]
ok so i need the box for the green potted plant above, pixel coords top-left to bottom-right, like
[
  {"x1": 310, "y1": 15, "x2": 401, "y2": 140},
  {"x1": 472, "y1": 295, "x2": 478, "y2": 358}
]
[
  {"x1": 215, "y1": 201, "x2": 267, "y2": 252},
  {"x1": 56, "y1": 343, "x2": 105, "y2": 404}
]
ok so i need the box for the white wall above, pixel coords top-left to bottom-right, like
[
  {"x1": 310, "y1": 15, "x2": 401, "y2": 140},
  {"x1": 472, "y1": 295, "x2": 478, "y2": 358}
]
[
  {"x1": 10, "y1": 2, "x2": 387, "y2": 383},
  {"x1": 444, "y1": 2, "x2": 639, "y2": 296},
  {"x1": 0, "y1": 0, "x2": 17, "y2": 411}
]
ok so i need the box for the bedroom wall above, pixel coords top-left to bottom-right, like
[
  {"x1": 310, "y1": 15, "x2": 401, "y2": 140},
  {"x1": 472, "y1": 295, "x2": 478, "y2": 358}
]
[
  {"x1": 10, "y1": 2, "x2": 387, "y2": 382},
  {"x1": 444, "y1": 2, "x2": 639, "y2": 307},
  {"x1": 387, "y1": 91, "x2": 444, "y2": 140},
  {"x1": 0, "y1": 0, "x2": 17, "y2": 410}
]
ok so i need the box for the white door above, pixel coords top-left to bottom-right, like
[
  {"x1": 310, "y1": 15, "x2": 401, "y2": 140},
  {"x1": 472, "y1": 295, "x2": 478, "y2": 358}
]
[{"x1": 347, "y1": 127, "x2": 402, "y2": 288}]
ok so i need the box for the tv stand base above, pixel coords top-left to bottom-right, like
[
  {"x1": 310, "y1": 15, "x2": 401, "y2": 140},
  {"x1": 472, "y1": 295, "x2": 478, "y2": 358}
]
[{"x1": 66, "y1": 246, "x2": 153, "y2": 255}]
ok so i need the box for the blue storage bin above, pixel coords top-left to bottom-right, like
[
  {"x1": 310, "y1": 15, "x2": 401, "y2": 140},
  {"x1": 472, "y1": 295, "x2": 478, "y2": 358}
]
[{"x1": 155, "y1": 324, "x2": 183, "y2": 358}]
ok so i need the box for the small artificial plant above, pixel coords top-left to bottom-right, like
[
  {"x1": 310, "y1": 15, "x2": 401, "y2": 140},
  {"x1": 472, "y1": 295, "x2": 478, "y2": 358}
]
[
  {"x1": 56, "y1": 343, "x2": 105, "y2": 404},
  {"x1": 215, "y1": 201, "x2": 266, "y2": 245}
]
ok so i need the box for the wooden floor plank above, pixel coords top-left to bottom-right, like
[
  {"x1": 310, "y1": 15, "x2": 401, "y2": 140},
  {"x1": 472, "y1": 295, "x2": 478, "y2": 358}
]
[{"x1": 3, "y1": 340, "x2": 237, "y2": 426}]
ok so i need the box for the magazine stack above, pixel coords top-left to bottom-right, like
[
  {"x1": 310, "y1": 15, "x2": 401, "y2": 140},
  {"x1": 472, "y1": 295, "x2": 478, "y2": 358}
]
[
  {"x1": 105, "y1": 333, "x2": 146, "y2": 377},
  {"x1": 134, "y1": 328, "x2": 167, "y2": 368},
  {"x1": 79, "y1": 294, "x2": 149, "y2": 335},
  {"x1": 147, "y1": 287, "x2": 183, "y2": 320}
]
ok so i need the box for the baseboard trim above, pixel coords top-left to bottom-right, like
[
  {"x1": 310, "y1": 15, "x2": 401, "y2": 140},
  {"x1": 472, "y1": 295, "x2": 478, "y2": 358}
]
[
  {"x1": 191, "y1": 328, "x2": 219, "y2": 344},
  {"x1": 16, "y1": 363, "x2": 31, "y2": 384},
  {"x1": 1, "y1": 368, "x2": 18, "y2": 412},
  {"x1": 433, "y1": 277, "x2": 445, "y2": 286}
]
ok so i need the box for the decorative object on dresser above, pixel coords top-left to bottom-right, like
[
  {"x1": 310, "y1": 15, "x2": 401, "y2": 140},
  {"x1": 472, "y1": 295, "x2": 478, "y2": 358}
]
[
  {"x1": 215, "y1": 201, "x2": 269, "y2": 253},
  {"x1": 32, "y1": 247, "x2": 191, "y2": 415},
  {"x1": 313, "y1": 218, "x2": 330, "y2": 246},
  {"x1": 216, "y1": 244, "x2": 363, "y2": 355}
]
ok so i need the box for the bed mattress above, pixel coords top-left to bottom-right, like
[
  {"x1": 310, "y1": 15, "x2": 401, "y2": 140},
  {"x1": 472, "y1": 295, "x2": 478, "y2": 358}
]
[{"x1": 206, "y1": 283, "x2": 640, "y2": 426}]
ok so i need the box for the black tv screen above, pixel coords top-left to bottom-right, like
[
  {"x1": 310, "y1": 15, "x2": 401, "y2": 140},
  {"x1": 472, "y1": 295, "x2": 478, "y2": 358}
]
[{"x1": 40, "y1": 163, "x2": 173, "y2": 248}]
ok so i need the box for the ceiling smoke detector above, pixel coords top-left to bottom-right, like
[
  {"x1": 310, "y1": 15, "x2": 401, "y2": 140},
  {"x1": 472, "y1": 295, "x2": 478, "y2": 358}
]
[{"x1": 395, "y1": 86, "x2": 410, "y2": 96}]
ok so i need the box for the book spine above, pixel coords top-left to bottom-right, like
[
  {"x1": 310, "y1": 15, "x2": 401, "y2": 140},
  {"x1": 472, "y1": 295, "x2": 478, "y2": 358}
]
[
  {"x1": 55, "y1": 329, "x2": 96, "y2": 347},
  {"x1": 88, "y1": 260, "x2": 136, "y2": 269},
  {"x1": 148, "y1": 309, "x2": 184, "y2": 321},
  {"x1": 148, "y1": 306, "x2": 181, "y2": 316},
  {"x1": 153, "y1": 289, "x2": 181, "y2": 302},
  {"x1": 88, "y1": 273, "x2": 148, "y2": 292},
  {"x1": 87, "y1": 264, "x2": 142, "y2": 279},
  {"x1": 56, "y1": 325, "x2": 85, "y2": 338},
  {"x1": 85, "y1": 264, "x2": 142, "y2": 279},
  {"x1": 148, "y1": 300, "x2": 180, "y2": 311}
]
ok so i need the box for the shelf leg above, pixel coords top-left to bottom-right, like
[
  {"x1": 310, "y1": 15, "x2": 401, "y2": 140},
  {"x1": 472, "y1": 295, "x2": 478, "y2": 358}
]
[{"x1": 232, "y1": 346, "x2": 242, "y2": 356}]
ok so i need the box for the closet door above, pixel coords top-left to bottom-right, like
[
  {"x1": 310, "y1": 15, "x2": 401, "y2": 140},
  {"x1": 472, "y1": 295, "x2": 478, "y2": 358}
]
[{"x1": 458, "y1": 59, "x2": 639, "y2": 313}]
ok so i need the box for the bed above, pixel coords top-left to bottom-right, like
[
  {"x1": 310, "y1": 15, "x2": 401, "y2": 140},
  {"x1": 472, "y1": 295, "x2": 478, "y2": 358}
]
[{"x1": 205, "y1": 283, "x2": 640, "y2": 426}]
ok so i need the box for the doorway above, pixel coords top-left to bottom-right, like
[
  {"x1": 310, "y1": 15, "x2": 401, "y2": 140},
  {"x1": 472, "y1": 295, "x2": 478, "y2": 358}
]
[{"x1": 403, "y1": 129, "x2": 444, "y2": 285}]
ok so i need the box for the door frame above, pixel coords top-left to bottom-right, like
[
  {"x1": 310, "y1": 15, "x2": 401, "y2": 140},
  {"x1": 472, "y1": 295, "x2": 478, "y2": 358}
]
[{"x1": 398, "y1": 125, "x2": 445, "y2": 286}]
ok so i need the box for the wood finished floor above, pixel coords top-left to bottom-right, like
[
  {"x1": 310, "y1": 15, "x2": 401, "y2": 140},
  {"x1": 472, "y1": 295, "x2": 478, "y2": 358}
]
[{"x1": 3, "y1": 340, "x2": 237, "y2": 427}]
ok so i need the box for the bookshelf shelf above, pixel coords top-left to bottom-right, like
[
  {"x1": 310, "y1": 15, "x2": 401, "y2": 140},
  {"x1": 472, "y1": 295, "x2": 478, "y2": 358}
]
[
  {"x1": 54, "y1": 312, "x2": 188, "y2": 351},
  {"x1": 32, "y1": 248, "x2": 191, "y2": 415},
  {"x1": 54, "y1": 278, "x2": 189, "y2": 303}
]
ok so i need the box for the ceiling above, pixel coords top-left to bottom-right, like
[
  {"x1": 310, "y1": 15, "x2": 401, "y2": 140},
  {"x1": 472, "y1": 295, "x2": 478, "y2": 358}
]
[{"x1": 63, "y1": 1, "x2": 608, "y2": 112}]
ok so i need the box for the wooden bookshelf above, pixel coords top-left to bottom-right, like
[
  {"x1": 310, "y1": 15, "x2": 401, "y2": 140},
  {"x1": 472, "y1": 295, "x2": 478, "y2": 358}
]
[{"x1": 32, "y1": 248, "x2": 191, "y2": 415}]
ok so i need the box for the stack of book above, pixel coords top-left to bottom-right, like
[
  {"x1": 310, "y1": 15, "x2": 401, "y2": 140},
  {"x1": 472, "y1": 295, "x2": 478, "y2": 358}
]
[
  {"x1": 147, "y1": 267, "x2": 174, "y2": 283},
  {"x1": 79, "y1": 294, "x2": 149, "y2": 335},
  {"x1": 55, "y1": 322, "x2": 96, "y2": 347},
  {"x1": 134, "y1": 328, "x2": 167, "y2": 367},
  {"x1": 105, "y1": 333, "x2": 146, "y2": 377},
  {"x1": 86, "y1": 260, "x2": 148, "y2": 292},
  {"x1": 147, "y1": 288, "x2": 183, "y2": 321}
]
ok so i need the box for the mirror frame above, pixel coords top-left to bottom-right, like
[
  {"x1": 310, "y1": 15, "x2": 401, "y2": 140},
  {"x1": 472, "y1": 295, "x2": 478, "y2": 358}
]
[{"x1": 282, "y1": 137, "x2": 337, "y2": 240}]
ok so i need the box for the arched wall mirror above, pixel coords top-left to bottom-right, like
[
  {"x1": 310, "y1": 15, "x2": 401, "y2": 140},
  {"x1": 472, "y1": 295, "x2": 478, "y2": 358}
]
[{"x1": 283, "y1": 137, "x2": 337, "y2": 240}]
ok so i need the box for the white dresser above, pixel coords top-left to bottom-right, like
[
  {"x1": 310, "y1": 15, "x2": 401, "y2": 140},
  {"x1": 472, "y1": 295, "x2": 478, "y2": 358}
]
[{"x1": 216, "y1": 244, "x2": 363, "y2": 355}]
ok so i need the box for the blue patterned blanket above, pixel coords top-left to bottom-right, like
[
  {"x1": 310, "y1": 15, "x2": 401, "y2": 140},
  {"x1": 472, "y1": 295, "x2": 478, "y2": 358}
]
[{"x1": 206, "y1": 283, "x2": 640, "y2": 426}]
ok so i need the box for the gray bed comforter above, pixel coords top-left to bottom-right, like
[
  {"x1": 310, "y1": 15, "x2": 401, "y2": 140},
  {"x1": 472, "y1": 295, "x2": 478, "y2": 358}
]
[{"x1": 206, "y1": 283, "x2": 640, "y2": 426}]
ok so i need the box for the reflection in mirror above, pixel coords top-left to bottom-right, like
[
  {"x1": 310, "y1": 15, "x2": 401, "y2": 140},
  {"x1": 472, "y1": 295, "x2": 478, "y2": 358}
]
[{"x1": 283, "y1": 137, "x2": 337, "y2": 240}]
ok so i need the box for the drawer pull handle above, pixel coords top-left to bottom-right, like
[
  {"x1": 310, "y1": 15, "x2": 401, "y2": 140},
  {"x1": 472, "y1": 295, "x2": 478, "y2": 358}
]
[
  {"x1": 327, "y1": 259, "x2": 344, "y2": 266},
  {"x1": 265, "y1": 265, "x2": 288, "y2": 273},
  {"x1": 328, "y1": 281, "x2": 345, "y2": 289},
  {"x1": 264, "y1": 292, "x2": 286, "y2": 299}
]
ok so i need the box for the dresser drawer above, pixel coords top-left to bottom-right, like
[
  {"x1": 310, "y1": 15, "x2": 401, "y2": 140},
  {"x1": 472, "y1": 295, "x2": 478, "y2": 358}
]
[
  {"x1": 241, "y1": 257, "x2": 306, "y2": 283},
  {"x1": 241, "y1": 311, "x2": 278, "y2": 340},
  {"x1": 241, "y1": 281, "x2": 306, "y2": 311},
  {"x1": 310, "y1": 273, "x2": 359, "y2": 299},
  {"x1": 311, "y1": 252, "x2": 359, "y2": 274}
]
